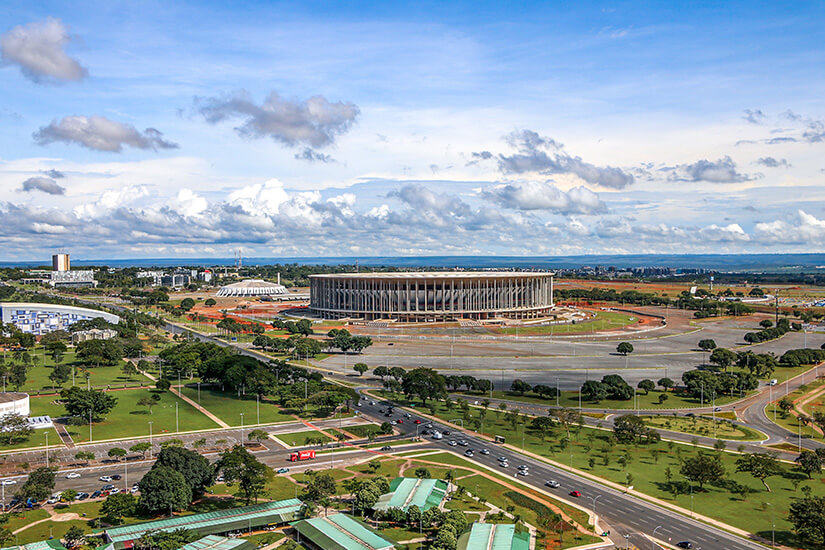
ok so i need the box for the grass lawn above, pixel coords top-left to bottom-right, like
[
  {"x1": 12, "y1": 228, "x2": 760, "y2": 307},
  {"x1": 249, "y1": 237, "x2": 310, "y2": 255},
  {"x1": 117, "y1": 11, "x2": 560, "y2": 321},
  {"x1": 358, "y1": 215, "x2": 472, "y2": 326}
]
[
  {"x1": 348, "y1": 458, "x2": 405, "y2": 478},
  {"x1": 765, "y1": 379, "x2": 825, "y2": 441},
  {"x1": 29, "y1": 388, "x2": 219, "y2": 443},
  {"x1": 495, "y1": 310, "x2": 639, "y2": 335},
  {"x1": 0, "y1": 426, "x2": 62, "y2": 452},
  {"x1": 345, "y1": 424, "x2": 385, "y2": 438},
  {"x1": 275, "y1": 430, "x2": 332, "y2": 447},
  {"x1": 642, "y1": 415, "x2": 766, "y2": 441},
  {"x1": 458, "y1": 388, "x2": 747, "y2": 411},
  {"x1": 15, "y1": 518, "x2": 92, "y2": 544},
  {"x1": 178, "y1": 386, "x2": 295, "y2": 426},
  {"x1": 407, "y1": 397, "x2": 825, "y2": 548},
  {"x1": 5, "y1": 351, "x2": 150, "y2": 395},
  {"x1": 4, "y1": 508, "x2": 49, "y2": 532}
]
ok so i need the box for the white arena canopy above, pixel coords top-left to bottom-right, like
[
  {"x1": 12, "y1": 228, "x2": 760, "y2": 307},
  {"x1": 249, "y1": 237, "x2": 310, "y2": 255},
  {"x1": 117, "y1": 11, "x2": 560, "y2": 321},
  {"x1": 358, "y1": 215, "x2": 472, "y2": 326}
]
[{"x1": 216, "y1": 279, "x2": 288, "y2": 297}]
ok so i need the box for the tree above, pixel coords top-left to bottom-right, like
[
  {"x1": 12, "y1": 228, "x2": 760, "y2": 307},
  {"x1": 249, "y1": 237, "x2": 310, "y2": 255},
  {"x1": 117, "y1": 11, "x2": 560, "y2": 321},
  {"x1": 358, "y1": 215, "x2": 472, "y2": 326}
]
[
  {"x1": 637, "y1": 379, "x2": 655, "y2": 395},
  {"x1": 9, "y1": 363, "x2": 26, "y2": 391},
  {"x1": 101, "y1": 492, "x2": 137, "y2": 524},
  {"x1": 616, "y1": 342, "x2": 634, "y2": 355},
  {"x1": 107, "y1": 447, "x2": 127, "y2": 461},
  {"x1": 48, "y1": 363, "x2": 71, "y2": 388},
  {"x1": 180, "y1": 298, "x2": 195, "y2": 311},
  {"x1": 581, "y1": 380, "x2": 607, "y2": 402},
  {"x1": 353, "y1": 363, "x2": 369, "y2": 376},
  {"x1": 790, "y1": 494, "x2": 825, "y2": 545},
  {"x1": 122, "y1": 362, "x2": 139, "y2": 377},
  {"x1": 302, "y1": 472, "x2": 337, "y2": 510},
  {"x1": 155, "y1": 378, "x2": 171, "y2": 391},
  {"x1": 613, "y1": 414, "x2": 660, "y2": 444},
  {"x1": 0, "y1": 413, "x2": 33, "y2": 445},
  {"x1": 510, "y1": 379, "x2": 532, "y2": 395},
  {"x1": 697, "y1": 339, "x2": 716, "y2": 365},
  {"x1": 759, "y1": 319, "x2": 773, "y2": 328},
  {"x1": 75, "y1": 451, "x2": 95, "y2": 464},
  {"x1": 709, "y1": 348, "x2": 737, "y2": 372},
  {"x1": 657, "y1": 393, "x2": 669, "y2": 405},
  {"x1": 75, "y1": 339, "x2": 123, "y2": 366},
  {"x1": 680, "y1": 453, "x2": 725, "y2": 490},
  {"x1": 248, "y1": 429, "x2": 269, "y2": 443},
  {"x1": 138, "y1": 466, "x2": 191, "y2": 515},
  {"x1": 214, "y1": 445, "x2": 271, "y2": 504},
  {"x1": 414, "y1": 467, "x2": 431, "y2": 479},
  {"x1": 135, "y1": 529, "x2": 198, "y2": 550},
  {"x1": 735, "y1": 453, "x2": 783, "y2": 492},
  {"x1": 63, "y1": 525, "x2": 86, "y2": 549},
  {"x1": 204, "y1": 298, "x2": 216, "y2": 307},
  {"x1": 401, "y1": 368, "x2": 447, "y2": 405},
  {"x1": 152, "y1": 445, "x2": 213, "y2": 499},
  {"x1": 137, "y1": 395, "x2": 160, "y2": 414},
  {"x1": 796, "y1": 450, "x2": 822, "y2": 479},
  {"x1": 373, "y1": 366, "x2": 389, "y2": 381},
  {"x1": 130, "y1": 442, "x2": 151, "y2": 458},
  {"x1": 657, "y1": 377, "x2": 674, "y2": 392},
  {"x1": 778, "y1": 397, "x2": 794, "y2": 417},
  {"x1": 60, "y1": 387, "x2": 117, "y2": 422},
  {"x1": 16, "y1": 467, "x2": 56, "y2": 502},
  {"x1": 61, "y1": 488, "x2": 78, "y2": 502}
]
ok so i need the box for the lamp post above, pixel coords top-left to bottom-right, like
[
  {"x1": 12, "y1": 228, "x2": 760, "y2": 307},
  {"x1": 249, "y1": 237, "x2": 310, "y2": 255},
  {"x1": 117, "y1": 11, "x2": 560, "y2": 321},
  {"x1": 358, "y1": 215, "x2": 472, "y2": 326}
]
[
  {"x1": 175, "y1": 402, "x2": 179, "y2": 433},
  {"x1": 257, "y1": 394, "x2": 260, "y2": 425},
  {"x1": 587, "y1": 495, "x2": 601, "y2": 520},
  {"x1": 240, "y1": 413, "x2": 245, "y2": 444},
  {"x1": 89, "y1": 410, "x2": 92, "y2": 442},
  {"x1": 652, "y1": 525, "x2": 663, "y2": 550},
  {"x1": 148, "y1": 422, "x2": 153, "y2": 459},
  {"x1": 45, "y1": 432, "x2": 49, "y2": 468}
]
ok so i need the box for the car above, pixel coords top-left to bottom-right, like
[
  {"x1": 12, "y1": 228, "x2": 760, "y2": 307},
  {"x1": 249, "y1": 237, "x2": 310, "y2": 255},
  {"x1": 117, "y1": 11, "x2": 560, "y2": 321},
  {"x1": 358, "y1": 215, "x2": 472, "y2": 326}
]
[
  {"x1": 391, "y1": 420, "x2": 398, "y2": 425},
  {"x1": 464, "y1": 449, "x2": 474, "y2": 457},
  {"x1": 675, "y1": 542, "x2": 693, "y2": 549},
  {"x1": 714, "y1": 407, "x2": 722, "y2": 412},
  {"x1": 425, "y1": 423, "x2": 433, "y2": 429},
  {"x1": 91, "y1": 491, "x2": 102, "y2": 498},
  {"x1": 403, "y1": 413, "x2": 411, "y2": 418},
  {"x1": 111, "y1": 474, "x2": 122, "y2": 480},
  {"x1": 378, "y1": 408, "x2": 385, "y2": 413},
  {"x1": 215, "y1": 475, "x2": 225, "y2": 482},
  {"x1": 517, "y1": 464, "x2": 528, "y2": 469},
  {"x1": 276, "y1": 468, "x2": 289, "y2": 474},
  {"x1": 685, "y1": 412, "x2": 695, "y2": 417},
  {"x1": 498, "y1": 461, "x2": 508, "y2": 467},
  {"x1": 65, "y1": 472, "x2": 81, "y2": 479},
  {"x1": 102, "y1": 484, "x2": 115, "y2": 491},
  {"x1": 381, "y1": 445, "x2": 392, "y2": 451},
  {"x1": 545, "y1": 480, "x2": 560, "y2": 488},
  {"x1": 480, "y1": 449, "x2": 490, "y2": 455},
  {"x1": 99, "y1": 476, "x2": 113, "y2": 482},
  {"x1": 498, "y1": 456, "x2": 508, "y2": 462},
  {"x1": 77, "y1": 492, "x2": 89, "y2": 500},
  {"x1": 517, "y1": 469, "x2": 528, "y2": 476},
  {"x1": 1, "y1": 479, "x2": 16, "y2": 486},
  {"x1": 47, "y1": 495, "x2": 60, "y2": 505},
  {"x1": 130, "y1": 486, "x2": 139, "y2": 494},
  {"x1": 110, "y1": 487, "x2": 120, "y2": 495},
  {"x1": 458, "y1": 440, "x2": 468, "y2": 446},
  {"x1": 397, "y1": 419, "x2": 404, "y2": 424},
  {"x1": 448, "y1": 440, "x2": 457, "y2": 446},
  {"x1": 414, "y1": 419, "x2": 421, "y2": 424},
  {"x1": 569, "y1": 490, "x2": 581, "y2": 497},
  {"x1": 442, "y1": 430, "x2": 451, "y2": 435}
]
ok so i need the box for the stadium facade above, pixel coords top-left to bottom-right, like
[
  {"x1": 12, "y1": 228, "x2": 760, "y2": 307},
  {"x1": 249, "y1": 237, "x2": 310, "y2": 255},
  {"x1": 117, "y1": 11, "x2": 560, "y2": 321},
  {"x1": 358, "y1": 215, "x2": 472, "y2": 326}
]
[
  {"x1": 310, "y1": 272, "x2": 554, "y2": 322},
  {"x1": 0, "y1": 303, "x2": 120, "y2": 335}
]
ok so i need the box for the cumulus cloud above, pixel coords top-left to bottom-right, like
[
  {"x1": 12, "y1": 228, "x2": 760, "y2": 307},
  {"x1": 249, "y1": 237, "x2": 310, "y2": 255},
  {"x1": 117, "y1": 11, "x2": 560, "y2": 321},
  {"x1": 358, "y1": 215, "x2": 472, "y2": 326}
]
[
  {"x1": 698, "y1": 223, "x2": 750, "y2": 242},
  {"x1": 742, "y1": 109, "x2": 765, "y2": 124},
  {"x1": 465, "y1": 150, "x2": 493, "y2": 166},
  {"x1": 669, "y1": 156, "x2": 755, "y2": 183},
  {"x1": 755, "y1": 157, "x2": 791, "y2": 168},
  {"x1": 480, "y1": 181, "x2": 605, "y2": 214},
  {"x1": 755, "y1": 210, "x2": 825, "y2": 243},
  {"x1": 494, "y1": 129, "x2": 634, "y2": 189},
  {"x1": 41, "y1": 168, "x2": 65, "y2": 179},
  {"x1": 294, "y1": 148, "x2": 335, "y2": 163},
  {"x1": 33, "y1": 115, "x2": 179, "y2": 152},
  {"x1": 19, "y1": 176, "x2": 65, "y2": 195},
  {"x1": 0, "y1": 18, "x2": 87, "y2": 82},
  {"x1": 196, "y1": 90, "x2": 359, "y2": 149}
]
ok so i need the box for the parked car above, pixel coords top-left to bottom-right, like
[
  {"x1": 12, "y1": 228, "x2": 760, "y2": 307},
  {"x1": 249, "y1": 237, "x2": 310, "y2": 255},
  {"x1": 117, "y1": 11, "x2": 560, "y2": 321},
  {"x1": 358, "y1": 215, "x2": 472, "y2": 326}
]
[
  {"x1": 47, "y1": 495, "x2": 60, "y2": 505},
  {"x1": 545, "y1": 480, "x2": 560, "y2": 488},
  {"x1": 65, "y1": 472, "x2": 81, "y2": 479},
  {"x1": 569, "y1": 490, "x2": 581, "y2": 497},
  {"x1": 76, "y1": 492, "x2": 89, "y2": 500},
  {"x1": 1, "y1": 479, "x2": 16, "y2": 486},
  {"x1": 414, "y1": 419, "x2": 421, "y2": 424},
  {"x1": 91, "y1": 491, "x2": 102, "y2": 498},
  {"x1": 110, "y1": 488, "x2": 120, "y2": 494},
  {"x1": 101, "y1": 484, "x2": 115, "y2": 491},
  {"x1": 276, "y1": 468, "x2": 289, "y2": 474}
]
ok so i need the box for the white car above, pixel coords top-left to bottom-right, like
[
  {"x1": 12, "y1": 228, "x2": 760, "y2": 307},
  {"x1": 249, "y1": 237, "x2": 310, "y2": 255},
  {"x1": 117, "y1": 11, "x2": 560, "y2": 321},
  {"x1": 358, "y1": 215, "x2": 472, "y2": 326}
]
[
  {"x1": 110, "y1": 487, "x2": 120, "y2": 494},
  {"x1": 99, "y1": 476, "x2": 113, "y2": 482},
  {"x1": 47, "y1": 495, "x2": 60, "y2": 504},
  {"x1": 1, "y1": 479, "x2": 16, "y2": 486},
  {"x1": 65, "y1": 472, "x2": 81, "y2": 479}
]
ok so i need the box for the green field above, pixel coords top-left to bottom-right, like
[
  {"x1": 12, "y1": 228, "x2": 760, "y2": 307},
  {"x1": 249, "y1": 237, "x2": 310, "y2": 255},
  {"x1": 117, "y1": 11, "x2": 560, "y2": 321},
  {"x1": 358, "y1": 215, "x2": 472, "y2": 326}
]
[
  {"x1": 178, "y1": 386, "x2": 295, "y2": 426},
  {"x1": 275, "y1": 430, "x2": 332, "y2": 447},
  {"x1": 0, "y1": 426, "x2": 62, "y2": 452},
  {"x1": 403, "y1": 395, "x2": 825, "y2": 547},
  {"x1": 765, "y1": 379, "x2": 825, "y2": 441},
  {"x1": 642, "y1": 415, "x2": 766, "y2": 441},
  {"x1": 496, "y1": 310, "x2": 639, "y2": 335},
  {"x1": 29, "y1": 388, "x2": 219, "y2": 443}
]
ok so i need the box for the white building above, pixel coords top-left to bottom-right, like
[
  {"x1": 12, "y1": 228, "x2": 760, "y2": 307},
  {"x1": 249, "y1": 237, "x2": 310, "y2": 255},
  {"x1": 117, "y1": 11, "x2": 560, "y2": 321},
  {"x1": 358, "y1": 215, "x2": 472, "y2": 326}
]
[{"x1": 0, "y1": 393, "x2": 30, "y2": 417}]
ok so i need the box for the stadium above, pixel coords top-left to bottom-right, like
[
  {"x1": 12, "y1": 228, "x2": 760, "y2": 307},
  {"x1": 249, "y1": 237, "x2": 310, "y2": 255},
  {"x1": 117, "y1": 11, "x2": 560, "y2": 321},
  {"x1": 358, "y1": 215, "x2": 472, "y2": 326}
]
[
  {"x1": 216, "y1": 279, "x2": 288, "y2": 298},
  {"x1": 309, "y1": 272, "x2": 554, "y2": 322}
]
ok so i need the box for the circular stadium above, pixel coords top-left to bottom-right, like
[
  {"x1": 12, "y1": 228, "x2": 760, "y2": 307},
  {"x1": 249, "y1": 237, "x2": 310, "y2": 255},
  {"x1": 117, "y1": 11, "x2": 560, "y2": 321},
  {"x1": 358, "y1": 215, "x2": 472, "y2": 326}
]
[
  {"x1": 309, "y1": 272, "x2": 554, "y2": 322},
  {"x1": 216, "y1": 279, "x2": 288, "y2": 298}
]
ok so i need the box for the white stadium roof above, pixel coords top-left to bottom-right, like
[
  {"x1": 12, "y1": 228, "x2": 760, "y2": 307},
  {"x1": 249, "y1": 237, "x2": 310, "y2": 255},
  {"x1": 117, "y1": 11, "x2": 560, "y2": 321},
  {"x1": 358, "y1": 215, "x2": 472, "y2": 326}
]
[{"x1": 216, "y1": 279, "x2": 288, "y2": 297}]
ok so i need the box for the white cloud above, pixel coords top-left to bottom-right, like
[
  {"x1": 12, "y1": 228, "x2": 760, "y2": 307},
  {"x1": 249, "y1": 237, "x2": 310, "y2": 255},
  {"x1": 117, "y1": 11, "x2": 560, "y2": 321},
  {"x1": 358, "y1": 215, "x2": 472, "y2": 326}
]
[
  {"x1": 698, "y1": 223, "x2": 750, "y2": 242},
  {"x1": 755, "y1": 210, "x2": 825, "y2": 243},
  {"x1": 19, "y1": 176, "x2": 65, "y2": 195},
  {"x1": 34, "y1": 116, "x2": 179, "y2": 152},
  {"x1": 0, "y1": 18, "x2": 87, "y2": 83},
  {"x1": 227, "y1": 179, "x2": 290, "y2": 216},
  {"x1": 73, "y1": 185, "x2": 149, "y2": 218},
  {"x1": 480, "y1": 181, "x2": 605, "y2": 214}
]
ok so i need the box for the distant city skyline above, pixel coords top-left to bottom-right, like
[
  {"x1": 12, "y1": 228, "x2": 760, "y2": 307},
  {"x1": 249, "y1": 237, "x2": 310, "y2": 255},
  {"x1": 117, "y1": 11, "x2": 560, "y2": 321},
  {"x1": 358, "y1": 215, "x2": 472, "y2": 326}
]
[{"x1": 1, "y1": 1, "x2": 824, "y2": 260}]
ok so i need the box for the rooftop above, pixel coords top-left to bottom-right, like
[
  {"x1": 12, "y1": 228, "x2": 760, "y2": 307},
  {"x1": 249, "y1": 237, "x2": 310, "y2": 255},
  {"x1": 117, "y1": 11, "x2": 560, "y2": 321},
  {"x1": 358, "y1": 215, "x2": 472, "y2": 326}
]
[
  {"x1": 457, "y1": 523, "x2": 530, "y2": 550},
  {"x1": 291, "y1": 513, "x2": 395, "y2": 550},
  {"x1": 0, "y1": 392, "x2": 28, "y2": 404},
  {"x1": 181, "y1": 535, "x2": 253, "y2": 550},
  {"x1": 373, "y1": 478, "x2": 448, "y2": 512},
  {"x1": 310, "y1": 271, "x2": 553, "y2": 280}
]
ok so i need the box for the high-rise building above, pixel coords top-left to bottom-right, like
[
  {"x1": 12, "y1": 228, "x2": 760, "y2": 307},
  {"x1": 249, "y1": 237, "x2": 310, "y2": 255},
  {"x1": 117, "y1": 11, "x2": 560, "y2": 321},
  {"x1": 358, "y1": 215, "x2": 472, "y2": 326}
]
[{"x1": 52, "y1": 253, "x2": 70, "y2": 271}]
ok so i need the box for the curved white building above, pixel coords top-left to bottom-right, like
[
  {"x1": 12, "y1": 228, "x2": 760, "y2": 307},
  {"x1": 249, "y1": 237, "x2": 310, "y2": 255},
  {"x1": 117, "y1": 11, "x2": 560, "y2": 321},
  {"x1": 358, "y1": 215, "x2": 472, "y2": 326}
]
[
  {"x1": 310, "y1": 272, "x2": 554, "y2": 322},
  {"x1": 0, "y1": 303, "x2": 120, "y2": 335},
  {"x1": 216, "y1": 279, "x2": 288, "y2": 298},
  {"x1": 0, "y1": 393, "x2": 30, "y2": 418}
]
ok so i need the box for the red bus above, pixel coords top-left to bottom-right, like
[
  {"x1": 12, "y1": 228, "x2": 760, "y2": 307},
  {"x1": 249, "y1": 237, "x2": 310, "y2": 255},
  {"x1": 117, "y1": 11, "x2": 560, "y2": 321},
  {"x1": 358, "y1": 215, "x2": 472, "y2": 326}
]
[{"x1": 289, "y1": 450, "x2": 316, "y2": 462}]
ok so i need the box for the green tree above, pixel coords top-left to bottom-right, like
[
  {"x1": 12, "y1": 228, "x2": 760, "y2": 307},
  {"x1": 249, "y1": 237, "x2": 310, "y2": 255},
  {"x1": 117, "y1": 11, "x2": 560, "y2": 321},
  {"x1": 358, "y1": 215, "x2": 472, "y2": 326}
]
[
  {"x1": 152, "y1": 445, "x2": 213, "y2": 499},
  {"x1": 637, "y1": 379, "x2": 655, "y2": 395},
  {"x1": 138, "y1": 466, "x2": 191, "y2": 515},
  {"x1": 735, "y1": 452, "x2": 783, "y2": 492},
  {"x1": 214, "y1": 445, "x2": 271, "y2": 504},
  {"x1": 75, "y1": 451, "x2": 95, "y2": 464},
  {"x1": 613, "y1": 414, "x2": 659, "y2": 444},
  {"x1": 75, "y1": 339, "x2": 123, "y2": 366},
  {"x1": 581, "y1": 380, "x2": 607, "y2": 402},
  {"x1": 680, "y1": 453, "x2": 725, "y2": 490},
  {"x1": 301, "y1": 472, "x2": 337, "y2": 512},
  {"x1": 135, "y1": 528, "x2": 198, "y2": 550},
  {"x1": 697, "y1": 339, "x2": 717, "y2": 365},
  {"x1": 353, "y1": 363, "x2": 369, "y2": 376},
  {"x1": 414, "y1": 467, "x2": 431, "y2": 479},
  {"x1": 48, "y1": 363, "x2": 71, "y2": 389},
  {"x1": 155, "y1": 378, "x2": 172, "y2": 391},
  {"x1": 401, "y1": 368, "x2": 447, "y2": 405},
  {"x1": 657, "y1": 377, "x2": 674, "y2": 391},
  {"x1": 180, "y1": 298, "x2": 196, "y2": 311},
  {"x1": 789, "y1": 494, "x2": 825, "y2": 545},
  {"x1": 137, "y1": 396, "x2": 159, "y2": 414},
  {"x1": 510, "y1": 379, "x2": 531, "y2": 395},
  {"x1": 616, "y1": 342, "x2": 634, "y2": 355},
  {"x1": 9, "y1": 363, "x2": 26, "y2": 391},
  {"x1": 204, "y1": 298, "x2": 216, "y2": 307},
  {"x1": 778, "y1": 397, "x2": 794, "y2": 418},
  {"x1": 62, "y1": 525, "x2": 86, "y2": 549},
  {"x1": 0, "y1": 413, "x2": 33, "y2": 445},
  {"x1": 101, "y1": 492, "x2": 137, "y2": 524},
  {"x1": 795, "y1": 450, "x2": 823, "y2": 479},
  {"x1": 16, "y1": 467, "x2": 56, "y2": 502},
  {"x1": 60, "y1": 387, "x2": 117, "y2": 422},
  {"x1": 248, "y1": 429, "x2": 269, "y2": 443},
  {"x1": 130, "y1": 442, "x2": 151, "y2": 458},
  {"x1": 709, "y1": 348, "x2": 737, "y2": 372},
  {"x1": 759, "y1": 319, "x2": 773, "y2": 329},
  {"x1": 108, "y1": 447, "x2": 127, "y2": 460}
]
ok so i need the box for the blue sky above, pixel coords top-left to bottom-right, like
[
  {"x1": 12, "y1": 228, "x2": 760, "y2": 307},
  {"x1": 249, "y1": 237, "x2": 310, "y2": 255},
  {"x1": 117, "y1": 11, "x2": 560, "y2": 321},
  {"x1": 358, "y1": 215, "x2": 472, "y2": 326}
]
[{"x1": 1, "y1": 1, "x2": 824, "y2": 260}]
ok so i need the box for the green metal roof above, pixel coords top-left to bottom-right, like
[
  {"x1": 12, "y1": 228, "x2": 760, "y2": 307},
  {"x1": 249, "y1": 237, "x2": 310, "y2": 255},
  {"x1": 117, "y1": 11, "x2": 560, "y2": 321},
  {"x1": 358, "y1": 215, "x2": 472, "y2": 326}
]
[
  {"x1": 180, "y1": 535, "x2": 253, "y2": 550},
  {"x1": 457, "y1": 523, "x2": 530, "y2": 550},
  {"x1": 373, "y1": 478, "x2": 447, "y2": 512},
  {"x1": 105, "y1": 499, "x2": 303, "y2": 543},
  {"x1": 291, "y1": 514, "x2": 394, "y2": 550},
  {"x1": 1, "y1": 541, "x2": 67, "y2": 550}
]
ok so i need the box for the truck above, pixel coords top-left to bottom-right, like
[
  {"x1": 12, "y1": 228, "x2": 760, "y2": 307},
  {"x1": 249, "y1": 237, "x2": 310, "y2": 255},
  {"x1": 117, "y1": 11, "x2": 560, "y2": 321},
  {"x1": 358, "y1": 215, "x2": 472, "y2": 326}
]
[{"x1": 289, "y1": 450, "x2": 316, "y2": 462}]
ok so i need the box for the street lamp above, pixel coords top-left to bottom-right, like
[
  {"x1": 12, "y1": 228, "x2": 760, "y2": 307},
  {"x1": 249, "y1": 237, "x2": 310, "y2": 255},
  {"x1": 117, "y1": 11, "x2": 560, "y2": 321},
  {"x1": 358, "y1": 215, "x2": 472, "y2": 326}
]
[
  {"x1": 148, "y1": 421, "x2": 153, "y2": 459},
  {"x1": 587, "y1": 495, "x2": 602, "y2": 520},
  {"x1": 652, "y1": 525, "x2": 663, "y2": 550},
  {"x1": 240, "y1": 413, "x2": 245, "y2": 444}
]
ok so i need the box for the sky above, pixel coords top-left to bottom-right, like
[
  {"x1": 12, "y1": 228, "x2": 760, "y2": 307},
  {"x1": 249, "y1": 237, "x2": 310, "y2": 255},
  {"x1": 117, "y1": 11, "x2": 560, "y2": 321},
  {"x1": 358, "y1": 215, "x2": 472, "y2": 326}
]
[{"x1": 1, "y1": 0, "x2": 825, "y2": 261}]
